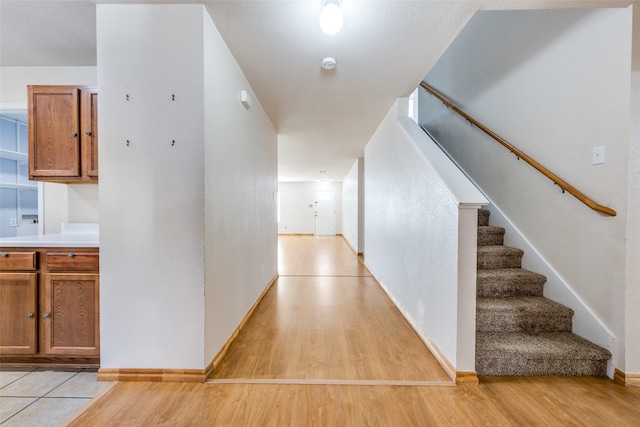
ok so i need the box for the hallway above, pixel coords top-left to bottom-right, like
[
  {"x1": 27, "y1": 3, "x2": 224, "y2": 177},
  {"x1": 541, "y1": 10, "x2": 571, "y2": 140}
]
[
  {"x1": 209, "y1": 236, "x2": 451, "y2": 384},
  {"x1": 69, "y1": 236, "x2": 640, "y2": 426}
]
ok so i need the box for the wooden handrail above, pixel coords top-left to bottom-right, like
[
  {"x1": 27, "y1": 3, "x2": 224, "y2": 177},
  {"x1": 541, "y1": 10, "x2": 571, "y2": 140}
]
[{"x1": 419, "y1": 83, "x2": 616, "y2": 217}]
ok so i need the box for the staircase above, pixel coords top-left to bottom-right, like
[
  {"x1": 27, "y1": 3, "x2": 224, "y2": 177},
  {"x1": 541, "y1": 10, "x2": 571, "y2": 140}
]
[{"x1": 475, "y1": 209, "x2": 611, "y2": 376}]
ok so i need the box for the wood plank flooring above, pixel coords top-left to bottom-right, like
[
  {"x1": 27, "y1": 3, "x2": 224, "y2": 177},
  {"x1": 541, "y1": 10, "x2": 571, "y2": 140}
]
[
  {"x1": 278, "y1": 235, "x2": 370, "y2": 277},
  {"x1": 212, "y1": 235, "x2": 450, "y2": 383},
  {"x1": 70, "y1": 236, "x2": 640, "y2": 426},
  {"x1": 209, "y1": 274, "x2": 450, "y2": 383}
]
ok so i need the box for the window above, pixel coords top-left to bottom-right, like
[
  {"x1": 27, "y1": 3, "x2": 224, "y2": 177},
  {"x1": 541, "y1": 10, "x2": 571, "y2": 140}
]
[
  {"x1": 408, "y1": 88, "x2": 418, "y2": 121},
  {"x1": 0, "y1": 113, "x2": 40, "y2": 238}
]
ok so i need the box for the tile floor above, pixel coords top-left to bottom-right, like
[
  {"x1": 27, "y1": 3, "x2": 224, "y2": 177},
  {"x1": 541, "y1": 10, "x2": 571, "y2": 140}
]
[{"x1": 0, "y1": 368, "x2": 114, "y2": 426}]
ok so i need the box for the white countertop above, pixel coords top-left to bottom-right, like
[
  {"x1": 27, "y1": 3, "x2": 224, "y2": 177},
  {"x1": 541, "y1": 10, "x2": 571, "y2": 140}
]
[{"x1": 0, "y1": 223, "x2": 99, "y2": 248}]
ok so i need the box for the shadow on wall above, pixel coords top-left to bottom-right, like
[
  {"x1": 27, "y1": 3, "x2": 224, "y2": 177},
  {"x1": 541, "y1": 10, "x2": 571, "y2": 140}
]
[{"x1": 434, "y1": 9, "x2": 598, "y2": 104}]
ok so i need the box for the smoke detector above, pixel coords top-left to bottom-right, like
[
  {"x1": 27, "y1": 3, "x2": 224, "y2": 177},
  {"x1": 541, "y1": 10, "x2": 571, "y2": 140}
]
[{"x1": 321, "y1": 57, "x2": 337, "y2": 70}]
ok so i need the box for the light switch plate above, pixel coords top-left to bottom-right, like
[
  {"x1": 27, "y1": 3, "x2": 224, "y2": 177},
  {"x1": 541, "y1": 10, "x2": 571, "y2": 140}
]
[
  {"x1": 240, "y1": 90, "x2": 250, "y2": 109},
  {"x1": 592, "y1": 145, "x2": 605, "y2": 165}
]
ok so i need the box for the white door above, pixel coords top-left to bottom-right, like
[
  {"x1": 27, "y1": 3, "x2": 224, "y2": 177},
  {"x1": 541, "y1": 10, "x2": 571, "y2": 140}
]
[{"x1": 314, "y1": 190, "x2": 335, "y2": 236}]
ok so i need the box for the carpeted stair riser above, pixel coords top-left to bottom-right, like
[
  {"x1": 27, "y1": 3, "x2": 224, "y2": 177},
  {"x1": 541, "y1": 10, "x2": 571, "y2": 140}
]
[
  {"x1": 477, "y1": 269, "x2": 546, "y2": 297},
  {"x1": 476, "y1": 332, "x2": 611, "y2": 376},
  {"x1": 477, "y1": 297, "x2": 574, "y2": 332},
  {"x1": 476, "y1": 356, "x2": 608, "y2": 376},
  {"x1": 477, "y1": 246, "x2": 523, "y2": 269},
  {"x1": 475, "y1": 209, "x2": 611, "y2": 376},
  {"x1": 478, "y1": 209, "x2": 490, "y2": 227},
  {"x1": 477, "y1": 226, "x2": 505, "y2": 246}
]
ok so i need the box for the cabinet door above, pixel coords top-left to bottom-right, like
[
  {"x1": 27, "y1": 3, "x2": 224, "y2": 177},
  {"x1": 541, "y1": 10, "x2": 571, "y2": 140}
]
[
  {"x1": 0, "y1": 273, "x2": 38, "y2": 354},
  {"x1": 28, "y1": 86, "x2": 81, "y2": 180},
  {"x1": 42, "y1": 274, "x2": 99, "y2": 356},
  {"x1": 82, "y1": 88, "x2": 99, "y2": 179}
]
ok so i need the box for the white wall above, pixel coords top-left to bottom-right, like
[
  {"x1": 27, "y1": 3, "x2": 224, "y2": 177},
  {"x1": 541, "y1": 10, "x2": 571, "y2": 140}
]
[
  {"x1": 278, "y1": 181, "x2": 342, "y2": 235},
  {"x1": 97, "y1": 4, "x2": 277, "y2": 371},
  {"x1": 341, "y1": 158, "x2": 364, "y2": 253},
  {"x1": 202, "y1": 10, "x2": 278, "y2": 364},
  {"x1": 364, "y1": 99, "x2": 486, "y2": 372},
  {"x1": 67, "y1": 185, "x2": 99, "y2": 223},
  {"x1": 626, "y1": 4, "x2": 640, "y2": 376},
  {"x1": 0, "y1": 67, "x2": 96, "y2": 105},
  {"x1": 421, "y1": 8, "x2": 632, "y2": 369},
  {"x1": 42, "y1": 184, "x2": 68, "y2": 234},
  {"x1": 0, "y1": 66, "x2": 99, "y2": 233},
  {"x1": 97, "y1": 5, "x2": 205, "y2": 369},
  {"x1": 98, "y1": 4, "x2": 207, "y2": 369}
]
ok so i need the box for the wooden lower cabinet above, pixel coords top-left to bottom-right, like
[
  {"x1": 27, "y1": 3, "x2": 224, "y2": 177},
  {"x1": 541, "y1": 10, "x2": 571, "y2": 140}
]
[
  {"x1": 43, "y1": 273, "x2": 99, "y2": 356},
  {"x1": 0, "y1": 273, "x2": 38, "y2": 354},
  {"x1": 0, "y1": 247, "x2": 99, "y2": 366}
]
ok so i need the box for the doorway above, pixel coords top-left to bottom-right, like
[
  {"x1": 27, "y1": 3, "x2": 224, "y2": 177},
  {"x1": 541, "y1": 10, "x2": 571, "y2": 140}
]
[{"x1": 313, "y1": 190, "x2": 335, "y2": 236}]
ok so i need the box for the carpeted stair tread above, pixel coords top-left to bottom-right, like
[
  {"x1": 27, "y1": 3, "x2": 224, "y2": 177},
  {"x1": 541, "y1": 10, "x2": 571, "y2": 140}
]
[
  {"x1": 477, "y1": 245, "x2": 523, "y2": 269},
  {"x1": 476, "y1": 332, "x2": 611, "y2": 376},
  {"x1": 477, "y1": 297, "x2": 573, "y2": 316},
  {"x1": 477, "y1": 297, "x2": 574, "y2": 332},
  {"x1": 477, "y1": 268, "x2": 546, "y2": 297},
  {"x1": 478, "y1": 209, "x2": 490, "y2": 226},
  {"x1": 478, "y1": 226, "x2": 505, "y2": 246}
]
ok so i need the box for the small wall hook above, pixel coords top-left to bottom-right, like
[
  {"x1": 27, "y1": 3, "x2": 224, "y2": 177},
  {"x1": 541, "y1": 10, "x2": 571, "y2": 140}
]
[
  {"x1": 126, "y1": 94, "x2": 130, "y2": 101},
  {"x1": 126, "y1": 140, "x2": 130, "y2": 146},
  {"x1": 171, "y1": 94, "x2": 175, "y2": 101},
  {"x1": 171, "y1": 140, "x2": 176, "y2": 146}
]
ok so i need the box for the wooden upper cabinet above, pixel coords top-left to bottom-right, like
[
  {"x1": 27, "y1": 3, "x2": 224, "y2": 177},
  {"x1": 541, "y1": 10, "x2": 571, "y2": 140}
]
[
  {"x1": 28, "y1": 86, "x2": 80, "y2": 179},
  {"x1": 83, "y1": 88, "x2": 99, "y2": 179},
  {"x1": 28, "y1": 85, "x2": 98, "y2": 182}
]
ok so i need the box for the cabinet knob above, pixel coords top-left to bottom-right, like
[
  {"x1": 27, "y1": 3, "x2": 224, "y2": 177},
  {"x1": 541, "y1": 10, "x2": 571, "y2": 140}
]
[
  {"x1": 43, "y1": 313, "x2": 51, "y2": 319},
  {"x1": 85, "y1": 130, "x2": 92, "y2": 136},
  {"x1": 27, "y1": 313, "x2": 34, "y2": 319},
  {"x1": 1, "y1": 252, "x2": 7, "y2": 257},
  {"x1": 71, "y1": 132, "x2": 78, "y2": 137},
  {"x1": 67, "y1": 253, "x2": 74, "y2": 258}
]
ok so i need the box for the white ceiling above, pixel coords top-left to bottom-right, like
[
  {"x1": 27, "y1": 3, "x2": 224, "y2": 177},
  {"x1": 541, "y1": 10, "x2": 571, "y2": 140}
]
[{"x1": 0, "y1": 0, "x2": 630, "y2": 182}]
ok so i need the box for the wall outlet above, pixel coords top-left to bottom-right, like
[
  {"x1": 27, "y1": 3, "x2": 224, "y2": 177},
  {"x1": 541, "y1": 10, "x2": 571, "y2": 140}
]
[
  {"x1": 592, "y1": 145, "x2": 605, "y2": 165},
  {"x1": 9, "y1": 218, "x2": 17, "y2": 227}
]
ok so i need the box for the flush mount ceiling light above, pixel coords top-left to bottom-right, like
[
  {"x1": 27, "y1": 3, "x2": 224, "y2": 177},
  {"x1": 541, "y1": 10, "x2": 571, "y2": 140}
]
[{"x1": 319, "y1": 0, "x2": 343, "y2": 35}]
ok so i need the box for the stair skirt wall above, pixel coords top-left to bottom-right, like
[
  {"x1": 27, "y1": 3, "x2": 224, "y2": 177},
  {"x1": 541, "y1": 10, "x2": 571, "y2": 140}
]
[{"x1": 479, "y1": 201, "x2": 615, "y2": 377}]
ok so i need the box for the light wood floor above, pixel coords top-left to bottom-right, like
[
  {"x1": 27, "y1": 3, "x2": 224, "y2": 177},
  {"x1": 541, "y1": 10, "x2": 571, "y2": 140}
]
[{"x1": 70, "y1": 236, "x2": 640, "y2": 426}]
